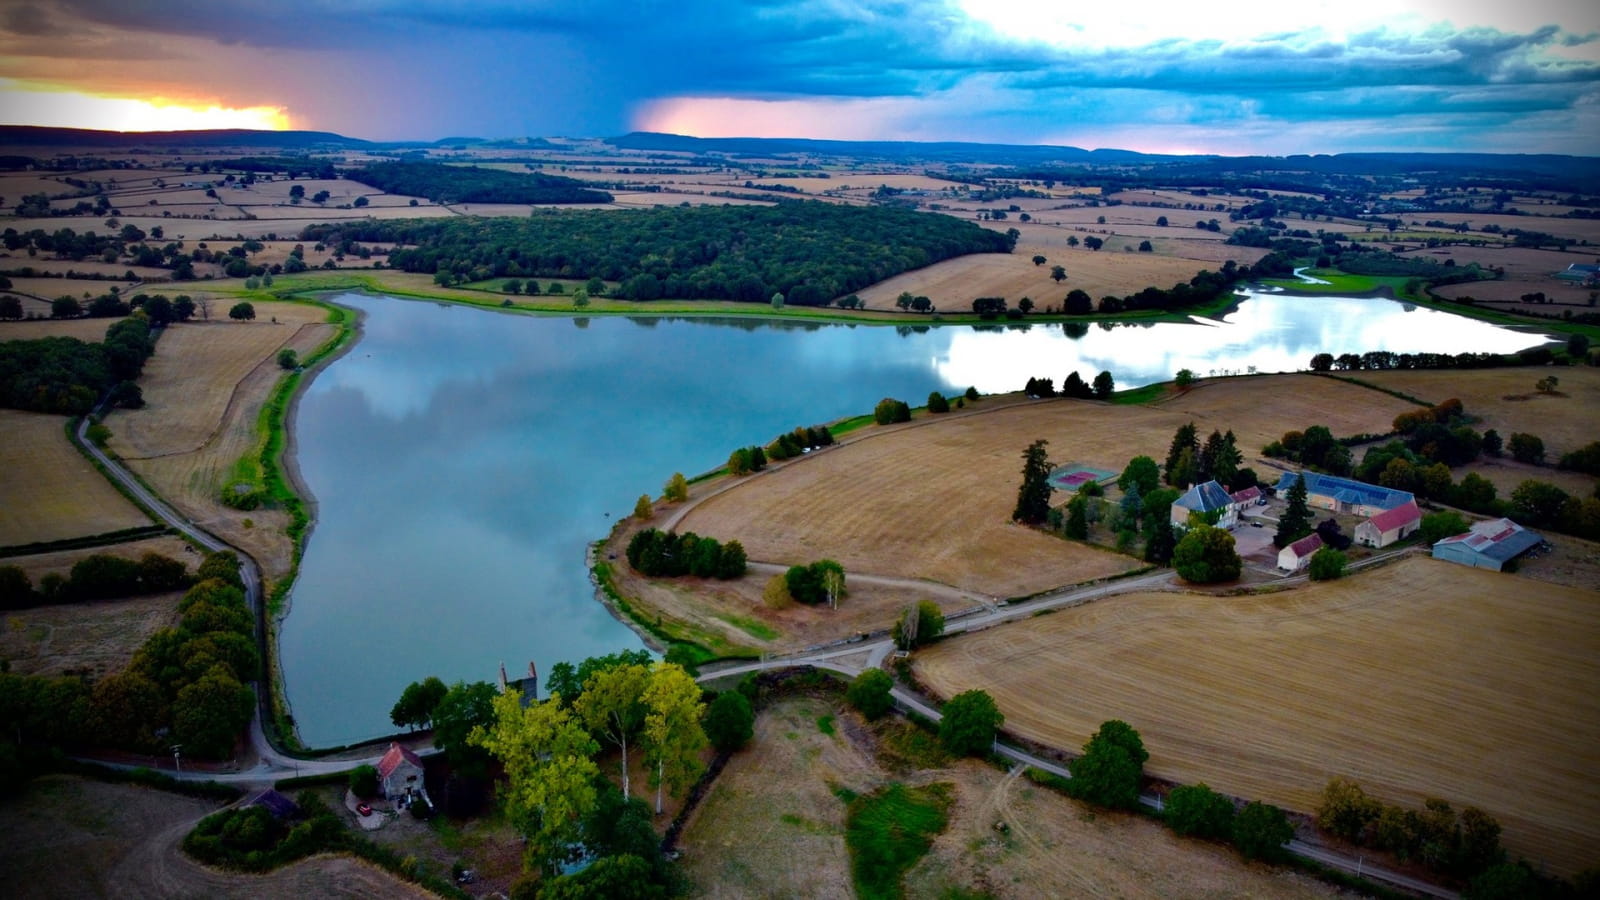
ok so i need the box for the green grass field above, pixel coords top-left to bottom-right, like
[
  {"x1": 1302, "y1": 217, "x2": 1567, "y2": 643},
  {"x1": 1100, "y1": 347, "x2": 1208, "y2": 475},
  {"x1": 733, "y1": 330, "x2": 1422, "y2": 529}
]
[{"x1": 842, "y1": 782, "x2": 953, "y2": 900}]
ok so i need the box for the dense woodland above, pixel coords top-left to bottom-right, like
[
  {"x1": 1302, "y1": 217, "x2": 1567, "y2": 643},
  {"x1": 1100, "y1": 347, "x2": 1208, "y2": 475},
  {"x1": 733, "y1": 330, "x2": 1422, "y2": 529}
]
[
  {"x1": 302, "y1": 202, "x2": 1016, "y2": 305},
  {"x1": 345, "y1": 161, "x2": 612, "y2": 205},
  {"x1": 0, "y1": 317, "x2": 153, "y2": 414}
]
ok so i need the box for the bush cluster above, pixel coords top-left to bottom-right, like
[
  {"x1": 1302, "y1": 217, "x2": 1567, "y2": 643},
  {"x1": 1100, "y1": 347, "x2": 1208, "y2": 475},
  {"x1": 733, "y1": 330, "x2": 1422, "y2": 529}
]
[
  {"x1": 0, "y1": 317, "x2": 153, "y2": 414},
  {"x1": 0, "y1": 550, "x2": 191, "y2": 610},
  {"x1": 625, "y1": 529, "x2": 747, "y2": 580},
  {"x1": 1317, "y1": 777, "x2": 1506, "y2": 881}
]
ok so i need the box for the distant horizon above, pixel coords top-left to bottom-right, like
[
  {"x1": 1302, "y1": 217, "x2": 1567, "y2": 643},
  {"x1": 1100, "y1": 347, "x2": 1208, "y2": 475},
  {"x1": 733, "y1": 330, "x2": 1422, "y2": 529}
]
[{"x1": 7, "y1": 123, "x2": 1600, "y2": 161}]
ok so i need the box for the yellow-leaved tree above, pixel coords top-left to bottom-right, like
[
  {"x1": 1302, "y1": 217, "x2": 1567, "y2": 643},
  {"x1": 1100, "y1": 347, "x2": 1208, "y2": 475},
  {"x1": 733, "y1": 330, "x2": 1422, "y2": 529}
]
[{"x1": 643, "y1": 662, "x2": 708, "y2": 815}]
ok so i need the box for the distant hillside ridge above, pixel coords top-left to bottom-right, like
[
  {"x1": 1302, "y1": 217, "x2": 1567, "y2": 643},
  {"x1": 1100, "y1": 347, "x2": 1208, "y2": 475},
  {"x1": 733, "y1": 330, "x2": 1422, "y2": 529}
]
[{"x1": 0, "y1": 125, "x2": 371, "y2": 149}]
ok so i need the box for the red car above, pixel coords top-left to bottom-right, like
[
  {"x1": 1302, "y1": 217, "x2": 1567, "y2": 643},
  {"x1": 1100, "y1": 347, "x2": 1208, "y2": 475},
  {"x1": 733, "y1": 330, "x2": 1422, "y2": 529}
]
[{"x1": 356, "y1": 803, "x2": 372, "y2": 817}]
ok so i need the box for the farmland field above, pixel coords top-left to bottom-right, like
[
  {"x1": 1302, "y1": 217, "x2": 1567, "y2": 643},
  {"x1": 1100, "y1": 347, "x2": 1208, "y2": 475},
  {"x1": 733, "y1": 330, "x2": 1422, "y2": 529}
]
[
  {"x1": 914, "y1": 556, "x2": 1600, "y2": 876},
  {"x1": 0, "y1": 410, "x2": 151, "y2": 546},
  {"x1": 676, "y1": 376, "x2": 1416, "y2": 597},
  {"x1": 678, "y1": 694, "x2": 1340, "y2": 899},
  {"x1": 1351, "y1": 365, "x2": 1600, "y2": 460},
  {"x1": 0, "y1": 590, "x2": 181, "y2": 678},
  {"x1": 0, "y1": 317, "x2": 124, "y2": 341},
  {"x1": 105, "y1": 302, "x2": 338, "y2": 580}
]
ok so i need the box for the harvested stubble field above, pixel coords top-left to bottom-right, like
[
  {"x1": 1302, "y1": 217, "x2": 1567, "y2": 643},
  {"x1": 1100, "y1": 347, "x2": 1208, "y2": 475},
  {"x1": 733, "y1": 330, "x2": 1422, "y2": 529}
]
[
  {"x1": 105, "y1": 303, "x2": 337, "y2": 580},
  {"x1": 3, "y1": 534, "x2": 194, "y2": 583},
  {"x1": 1353, "y1": 366, "x2": 1600, "y2": 460},
  {"x1": 0, "y1": 410, "x2": 151, "y2": 546},
  {"x1": 0, "y1": 775, "x2": 433, "y2": 900},
  {"x1": 679, "y1": 695, "x2": 1339, "y2": 899},
  {"x1": 677, "y1": 377, "x2": 1415, "y2": 599},
  {"x1": 914, "y1": 556, "x2": 1600, "y2": 876},
  {"x1": 0, "y1": 316, "x2": 124, "y2": 341},
  {"x1": 0, "y1": 589, "x2": 181, "y2": 678}
]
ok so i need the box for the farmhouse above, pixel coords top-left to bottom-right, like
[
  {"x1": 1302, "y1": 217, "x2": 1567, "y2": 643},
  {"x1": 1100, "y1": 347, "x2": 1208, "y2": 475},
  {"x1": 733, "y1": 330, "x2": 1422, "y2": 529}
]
[
  {"x1": 1171, "y1": 480, "x2": 1237, "y2": 528},
  {"x1": 376, "y1": 741, "x2": 426, "y2": 803},
  {"x1": 1274, "y1": 471, "x2": 1413, "y2": 517},
  {"x1": 1278, "y1": 532, "x2": 1323, "y2": 572},
  {"x1": 1432, "y1": 518, "x2": 1544, "y2": 571},
  {"x1": 1355, "y1": 500, "x2": 1422, "y2": 548}
]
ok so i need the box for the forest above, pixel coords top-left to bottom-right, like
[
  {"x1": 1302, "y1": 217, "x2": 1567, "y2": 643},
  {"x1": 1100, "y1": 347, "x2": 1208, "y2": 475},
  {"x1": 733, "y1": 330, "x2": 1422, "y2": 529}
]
[
  {"x1": 0, "y1": 317, "x2": 154, "y2": 414},
  {"x1": 304, "y1": 202, "x2": 1015, "y2": 305},
  {"x1": 344, "y1": 161, "x2": 613, "y2": 205}
]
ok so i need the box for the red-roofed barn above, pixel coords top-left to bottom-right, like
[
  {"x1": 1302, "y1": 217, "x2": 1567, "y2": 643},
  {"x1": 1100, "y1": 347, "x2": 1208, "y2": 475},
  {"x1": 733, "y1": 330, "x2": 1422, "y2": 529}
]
[
  {"x1": 1355, "y1": 500, "x2": 1422, "y2": 548},
  {"x1": 1277, "y1": 532, "x2": 1324, "y2": 573}
]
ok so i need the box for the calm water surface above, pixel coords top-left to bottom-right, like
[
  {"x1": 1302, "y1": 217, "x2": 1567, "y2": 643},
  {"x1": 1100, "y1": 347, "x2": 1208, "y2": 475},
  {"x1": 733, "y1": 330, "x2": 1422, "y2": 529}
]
[{"x1": 280, "y1": 290, "x2": 1546, "y2": 745}]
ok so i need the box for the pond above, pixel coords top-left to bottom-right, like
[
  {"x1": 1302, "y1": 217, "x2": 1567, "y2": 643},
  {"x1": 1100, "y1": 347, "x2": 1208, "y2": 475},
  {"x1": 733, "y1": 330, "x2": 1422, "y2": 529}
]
[{"x1": 279, "y1": 290, "x2": 1547, "y2": 745}]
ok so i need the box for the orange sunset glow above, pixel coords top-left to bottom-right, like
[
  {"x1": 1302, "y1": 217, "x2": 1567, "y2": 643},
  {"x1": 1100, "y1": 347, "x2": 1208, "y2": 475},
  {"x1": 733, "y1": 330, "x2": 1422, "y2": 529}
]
[{"x1": 0, "y1": 82, "x2": 289, "y2": 132}]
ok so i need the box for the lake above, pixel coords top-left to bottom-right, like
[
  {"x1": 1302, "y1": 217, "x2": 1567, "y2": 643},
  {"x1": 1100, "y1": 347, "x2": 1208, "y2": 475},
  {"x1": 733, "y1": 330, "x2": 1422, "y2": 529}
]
[{"x1": 279, "y1": 290, "x2": 1547, "y2": 745}]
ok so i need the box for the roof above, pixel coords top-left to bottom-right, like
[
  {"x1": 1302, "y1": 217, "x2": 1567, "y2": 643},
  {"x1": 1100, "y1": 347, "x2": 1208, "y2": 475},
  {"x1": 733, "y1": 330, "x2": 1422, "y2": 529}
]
[
  {"x1": 1230, "y1": 486, "x2": 1261, "y2": 505},
  {"x1": 1175, "y1": 480, "x2": 1233, "y2": 512},
  {"x1": 376, "y1": 742, "x2": 424, "y2": 779},
  {"x1": 1434, "y1": 518, "x2": 1542, "y2": 562},
  {"x1": 1364, "y1": 500, "x2": 1421, "y2": 533},
  {"x1": 248, "y1": 788, "x2": 299, "y2": 819},
  {"x1": 1274, "y1": 471, "x2": 1413, "y2": 511},
  {"x1": 1285, "y1": 532, "x2": 1324, "y2": 558}
]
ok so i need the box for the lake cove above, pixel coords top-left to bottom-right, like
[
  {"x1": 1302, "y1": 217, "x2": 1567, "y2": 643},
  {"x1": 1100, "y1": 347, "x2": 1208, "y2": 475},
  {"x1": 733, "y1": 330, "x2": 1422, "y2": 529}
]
[{"x1": 278, "y1": 291, "x2": 1548, "y2": 746}]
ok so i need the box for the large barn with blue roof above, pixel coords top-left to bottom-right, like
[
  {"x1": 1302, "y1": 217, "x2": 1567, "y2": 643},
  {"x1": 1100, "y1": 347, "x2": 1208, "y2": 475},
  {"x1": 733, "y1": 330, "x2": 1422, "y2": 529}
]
[
  {"x1": 1273, "y1": 471, "x2": 1414, "y2": 517},
  {"x1": 1432, "y1": 518, "x2": 1544, "y2": 571}
]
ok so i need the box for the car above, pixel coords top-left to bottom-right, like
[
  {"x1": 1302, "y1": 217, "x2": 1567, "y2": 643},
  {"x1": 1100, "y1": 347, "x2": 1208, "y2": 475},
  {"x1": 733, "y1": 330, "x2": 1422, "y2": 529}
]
[{"x1": 357, "y1": 803, "x2": 372, "y2": 816}]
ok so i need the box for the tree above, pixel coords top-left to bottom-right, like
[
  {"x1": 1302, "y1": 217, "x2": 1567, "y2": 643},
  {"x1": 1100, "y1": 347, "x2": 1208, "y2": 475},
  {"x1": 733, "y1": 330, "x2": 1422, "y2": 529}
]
[
  {"x1": 289, "y1": 184, "x2": 306, "y2": 201},
  {"x1": 349, "y1": 763, "x2": 380, "y2": 799},
  {"x1": 1308, "y1": 547, "x2": 1346, "y2": 581},
  {"x1": 432, "y1": 680, "x2": 498, "y2": 770},
  {"x1": 391, "y1": 676, "x2": 448, "y2": 730},
  {"x1": 228, "y1": 301, "x2": 256, "y2": 321},
  {"x1": 276, "y1": 348, "x2": 298, "y2": 370},
  {"x1": 1233, "y1": 801, "x2": 1293, "y2": 861},
  {"x1": 470, "y1": 689, "x2": 599, "y2": 873},
  {"x1": 1164, "y1": 423, "x2": 1199, "y2": 486},
  {"x1": 1317, "y1": 776, "x2": 1381, "y2": 842},
  {"x1": 1417, "y1": 512, "x2": 1468, "y2": 547},
  {"x1": 1157, "y1": 215, "x2": 1169, "y2": 226},
  {"x1": 571, "y1": 287, "x2": 589, "y2": 309},
  {"x1": 1119, "y1": 456, "x2": 1161, "y2": 496},
  {"x1": 576, "y1": 663, "x2": 650, "y2": 797},
  {"x1": 1464, "y1": 864, "x2": 1538, "y2": 900},
  {"x1": 171, "y1": 667, "x2": 254, "y2": 758},
  {"x1": 1173, "y1": 524, "x2": 1241, "y2": 583},
  {"x1": 1050, "y1": 264, "x2": 1067, "y2": 282},
  {"x1": 770, "y1": 292, "x2": 784, "y2": 309},
  {"x1": 927, "y1": 391, "x2": 949, "y2": 413},
  {"x1": 704, "y1": 690, "x2": 754, "y2": 753},
  {"x1": 52, "y1": 296, "x2": 82, "y2": 318},
  {"x1": 1175, "y1": 369, "x2": 1196, "y2": 390},
  {"x1": 1084, "y1": 236, "x2": 1104, "y2": 250},
  {"x1": 1507, "y1": 432, "x2": 1544, "y2": 464},
  {"x1": 939, "y1": 690, "x2": 1003, "y2": 756},
  {"x1": 641, "y1": 662, "x2": 707, "y2": 814},
  {"x1": 663, "y1": 472, "x2": 688, "y2": 503},
  {"x1": 539, "y1": 853, "x2": 665, "y2": 900},
  {"x1": 632, "y1": 494, "x2": 652, "y2": 519},
  {"x1": 1064, "y1": 288, "x2": 1092, "y2": 314},
  {"x1": 0, "y1": 565, "x2": 32, "y2": 609},
  {"x1": 846, "y1": 669, "x2": 894, "y2": 721},
  {"x1": 1509, "y1": 479, "x2": 1568, "y2": 527},
  {"x1": 873, "y1": 397, "x2": 911, "y2": 425},
  {"x1": 1138, "y1": 240, "x2": 1153, "y2": 252},
  {"x1": 0, "y1": 296, "x2": 21, "y2": 320},
  {"x1": 1012, "y1": 438, "x2": 1052, "y2": 524},
  {"x1": 892, "y1": 600, "x2": 945, "y2": 650},
  {"x1": 1092, "y1": 370, "x2": 1115, "y2": 400},
  {"x1": 1535, "y1": 375, "x2": 1559, "y2": 395},
  {"x1": 1118, "y1": 481, "x2": 1143, "y2": 529},
  {"x1": 1031, "y1": 255, "x2": 1047, "y2": 266},
  {"x1": 1451, "y1": 473, "x2": 1497, "y2": 513},
  {"x1": 716, "y1": 540, "x2": 747, "y2": 579},
  {"x1": 1068, "y1": 720, "x2": 1148, "y2": 809},
  {"x1": 1481, "y1": 429, "x2": 1502, "y2": 457},
  {"x1": 1064, "y1": 494, "x2": 1089, "y2": 539},
  {"x1": 1275, "y1": 475, "x2": 1312, "y2": 549},
  {"x1": 1166, "y1": 783, "x2": 1236, "y2": 840}
]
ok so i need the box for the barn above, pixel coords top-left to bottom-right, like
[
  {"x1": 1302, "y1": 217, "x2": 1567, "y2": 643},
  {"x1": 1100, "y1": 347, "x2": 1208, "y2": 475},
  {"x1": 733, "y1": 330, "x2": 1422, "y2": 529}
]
[
  {"x1": 1355, "y1": 500, "x2": 1422, "y2": 548},
  {"x1": 1432, "y1": 518, "x2": 1543, "y2": 571},
  {"x1": 1274, "y1": 471, "x2": 1413, "y2": 517},
  {"x1": 1277, "y1": 532, "x2": 1324, "y2": 573}
]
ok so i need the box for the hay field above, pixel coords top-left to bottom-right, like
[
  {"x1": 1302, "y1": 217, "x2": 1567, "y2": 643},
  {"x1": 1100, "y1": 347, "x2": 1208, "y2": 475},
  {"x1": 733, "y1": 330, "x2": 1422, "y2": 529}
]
[
  {"x1": 0, "y1": 317, "x2": 121, "y2": 341},
  {"x1": 1354, "y1": 366, "x2": 1600, "y2": 460},
  {"x1": 677, "y1": 377, "x2": 1413, "y2": 597},
  {"x1": 105, "y1": 302, "x2": 336, "y2": 580},
  {"x1": 0, "y1": 410, "x2": 151, "y2": 546},
  {"x1": 0, "y1": 590, "x2": 180, "y2": 678},
  {"x1": 915, "y1": 557, "x2": 1600, "y2": 876},
  {"x1": 680, "y1": 695, "x2": 1339, "y2": 899}
]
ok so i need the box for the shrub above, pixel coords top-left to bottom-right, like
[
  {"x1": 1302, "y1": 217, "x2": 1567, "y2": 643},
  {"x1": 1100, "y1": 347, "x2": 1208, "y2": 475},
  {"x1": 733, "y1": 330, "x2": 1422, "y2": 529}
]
[
  {"x1": 847, "y1": 669, "x2": 894, "y2": 721},
  {"x1": 705, "y1": 691, "x2": 754, "y2": 753},
  {"x1": 1232, "y1": 801, "x2": 1293, "y2": 861},
  {"x1": 349, "y1": 764, "x2": 379, "y2": 799},
  {"x1": 873, "y1": 397, "x2": 911, "y2": 425},
  {"x1": 1307, "y1": 546, "x2": 1346, "y2": 581},
  {"x1": 1166, "y1": 783, "x2": 1236, "y2": 840},
  {"x1": 938, "y1": 690, "x2": 1002, "y2": 757}
]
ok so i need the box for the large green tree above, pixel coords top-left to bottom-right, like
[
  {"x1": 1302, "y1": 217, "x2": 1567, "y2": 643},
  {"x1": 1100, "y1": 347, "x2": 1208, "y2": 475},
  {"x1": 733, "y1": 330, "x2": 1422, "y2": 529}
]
[
  {"x1": 704, "y1": 691, "x2": 754, "y2": 753},
  {"x1": 846, "y1": 669, "x2": 894, "y2": 721},
  {"x1": 1173, "y1": 524, "x2": 1241, "y2": 583},
  {"x1": 1274, "y1": 475, "x2": 1313, "y2": 549},
  {"x1": 431, "y1": 680, "x2": 498, "y2": 771},
  {"x1": 1164, "y1": 423, "x2": 1199, "y2": 486},
  {"x1": 1166, "y1": 782, "x2": 1236, "y2": 840},
  {"x1": 939, "y1": 690, "x2": 1003, "y2": 757},
  {"x1": 1068, "y1": 719, "x2": 1148, "y2": 810},
  {"x1": 892, "y1": 600, "x2": 945, "y2": 650},
  {"x1": 1013, "y1": 438, "x2": 1053, "y2": 524},
  {"x1": 575, "y1": 664, "x2": 651, "y2": 798},
  {"x1": 1233, "y1": 801, "x2": 1294, "y2": 861},
  {"x1": 390, "y1": 676, "x2": 448, "y2": 731}
]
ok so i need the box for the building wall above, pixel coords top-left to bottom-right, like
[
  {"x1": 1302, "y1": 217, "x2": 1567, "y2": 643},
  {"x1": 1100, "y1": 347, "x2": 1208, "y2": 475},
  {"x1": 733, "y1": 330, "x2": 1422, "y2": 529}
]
[{"x1": 1432, "y1": 543, "x2": 1504, "y2": 571}]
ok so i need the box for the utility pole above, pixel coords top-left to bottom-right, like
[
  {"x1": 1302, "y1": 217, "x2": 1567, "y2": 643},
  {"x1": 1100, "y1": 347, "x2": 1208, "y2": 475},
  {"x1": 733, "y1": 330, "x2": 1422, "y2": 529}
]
[{"x1": 171, "y1": 744, "x2": 182, "y2": 773}]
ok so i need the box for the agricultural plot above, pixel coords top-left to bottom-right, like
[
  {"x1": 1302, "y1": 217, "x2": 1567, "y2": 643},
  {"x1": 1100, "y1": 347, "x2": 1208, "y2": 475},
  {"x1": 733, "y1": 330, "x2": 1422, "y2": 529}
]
[
  {"x1": 0, "y1": 410, "x2": 151, "y2": 546},
  {"x1": 1353, "y1": 366, "x2": 1600, "y2": 460},
  {"x1": 0, "y1": 317, "x2": 123, "y2": 341},
  {"x1": 0, "y1": 590, "x2": 180, "y2": 678},
  {"x1": 679, "y1": 695, "x2": 1340, "y2": 899},
  {"x1": 676, "y1": 377, "x2": 1413, "y2": 598},
  {"x1": 105, "y1": 302, "x2": 336, "y2": 580},
  {"x1": 914, "y1": 557, "x2": 1600, "y2": 876}
]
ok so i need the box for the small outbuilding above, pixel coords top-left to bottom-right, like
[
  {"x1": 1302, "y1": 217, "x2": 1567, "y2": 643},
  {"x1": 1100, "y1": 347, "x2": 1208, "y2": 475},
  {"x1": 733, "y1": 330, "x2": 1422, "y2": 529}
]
[
  {"x1": 376, "y1": 742, "x2": 425, "y2": 803},
  {"x1": 1355, "y1": 500, "x2": 1422, "y2": 548},
  {"x1": 1171, "y1": 480, "x2": 1237, "y2": 528},
  {"x1": 1278, "y1": 532, "x2": 1324, "y2": 573},
  {"x1": 1432, "y1": 518, "x2": 1543, "y2": 571},
  {"x1": 247, "y1": 788, "x2": 299, "y2": 820}
]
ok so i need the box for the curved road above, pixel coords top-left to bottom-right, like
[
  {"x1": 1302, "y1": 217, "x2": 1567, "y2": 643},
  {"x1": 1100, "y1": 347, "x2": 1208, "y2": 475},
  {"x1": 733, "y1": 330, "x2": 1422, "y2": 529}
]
[{"x1": 72, "y1": 394, "x2": 1449, "y2": 896}]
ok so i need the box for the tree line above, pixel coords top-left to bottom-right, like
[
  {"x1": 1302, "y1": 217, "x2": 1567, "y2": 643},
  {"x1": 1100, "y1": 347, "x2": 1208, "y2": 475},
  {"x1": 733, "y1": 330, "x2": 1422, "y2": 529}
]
[
  {"x1": 345, "y1": 161, "x2": 613, "y2": 205},
  {"x1": 0, "y1": 316, "x2": 153, "y2": 414},
  {"x1": 301, "y1": 202, "x2": 1015, "y2": 305},
  {"x1": 0, "y1": 550, "x2": 192, "y2": 610},
  {"x1": 626, "y1": 528, "x2": 748, "y2": 580}
]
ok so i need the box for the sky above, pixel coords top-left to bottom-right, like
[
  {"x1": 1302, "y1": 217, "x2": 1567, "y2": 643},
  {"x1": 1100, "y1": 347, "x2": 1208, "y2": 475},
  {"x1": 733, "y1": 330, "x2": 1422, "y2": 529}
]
[{"x1": 0, "y1": 0, "x2": 1597, "y2": 154}]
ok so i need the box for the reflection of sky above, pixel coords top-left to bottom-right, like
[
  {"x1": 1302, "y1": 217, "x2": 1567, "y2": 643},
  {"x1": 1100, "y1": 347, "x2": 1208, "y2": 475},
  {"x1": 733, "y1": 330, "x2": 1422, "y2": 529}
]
[{"x1": 281, "y1": 292, "x2": 1549, "y2": 745}]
